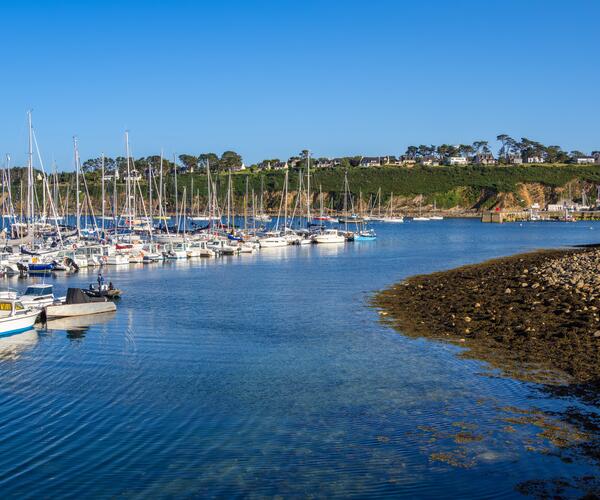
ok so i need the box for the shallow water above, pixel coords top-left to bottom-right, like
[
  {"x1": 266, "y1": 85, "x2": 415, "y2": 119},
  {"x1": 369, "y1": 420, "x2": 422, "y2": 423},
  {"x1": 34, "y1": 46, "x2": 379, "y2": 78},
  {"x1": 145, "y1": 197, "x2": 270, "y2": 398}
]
[{"x1": 0, "y1": 219, "x2": 599, "y2": 498}]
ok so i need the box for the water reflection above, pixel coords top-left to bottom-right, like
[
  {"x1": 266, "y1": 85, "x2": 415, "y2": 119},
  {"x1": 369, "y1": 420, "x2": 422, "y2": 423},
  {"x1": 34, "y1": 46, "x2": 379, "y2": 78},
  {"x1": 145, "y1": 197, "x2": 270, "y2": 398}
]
[
  {"x1": 0, "y1": 329, "x2": 38, "y2": 361},
  {"x1": 45, "y1": 311, "x2": 116, "y2": 340}
]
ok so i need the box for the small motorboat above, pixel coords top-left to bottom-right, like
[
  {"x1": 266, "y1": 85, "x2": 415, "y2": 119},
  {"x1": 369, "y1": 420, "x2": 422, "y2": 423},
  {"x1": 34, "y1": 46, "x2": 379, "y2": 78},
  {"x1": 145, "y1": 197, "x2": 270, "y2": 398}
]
[
  {"x1": 0, "y1": 299, "x2": 40, "y2": 336},
  {"x1": 19, "y1": 284, "x2": 63, "y2": 310},
  {"x1": 27, "y1": 261, "x2": 56, "y2": 274},
  {"x1": 314, "y1": 229, "x2": 345, "y2": 244},
  {"x1": 45, "y1": 288, "x2": 117, "y2": 319},
  {"x1": 355, "y1": 229, "x2": 377, "y2": 241},
  {"x1": 83, "y1": 284, "x2": 122, "y2": 300}
]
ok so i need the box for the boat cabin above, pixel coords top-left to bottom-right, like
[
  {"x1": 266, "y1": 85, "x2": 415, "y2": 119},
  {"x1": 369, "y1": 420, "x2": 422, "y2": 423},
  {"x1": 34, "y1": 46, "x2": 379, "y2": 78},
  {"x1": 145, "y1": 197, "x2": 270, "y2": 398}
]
[
  {"x1": 0, "y1": 300, "x2": 26, "y2": 318},
  {"x1": 23, "y1": 284, "x2": 53, "y2": 299}
]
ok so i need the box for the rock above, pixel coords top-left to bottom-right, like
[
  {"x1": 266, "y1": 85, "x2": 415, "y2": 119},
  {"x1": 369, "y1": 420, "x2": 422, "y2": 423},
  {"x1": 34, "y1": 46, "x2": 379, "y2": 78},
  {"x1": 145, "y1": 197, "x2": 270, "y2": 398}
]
[
  {"x1": 594, "y1": 331, "x2": 600, "y2": 338},
  {"x1": 521, "y1": 282, "x2": 529, "y2": 287},
  {"x1": 505, "y1": 288, "x2": 512, "y2": 294},
  {"x1": 464, "y1": 316, "x2": 472, "y2": 323}
]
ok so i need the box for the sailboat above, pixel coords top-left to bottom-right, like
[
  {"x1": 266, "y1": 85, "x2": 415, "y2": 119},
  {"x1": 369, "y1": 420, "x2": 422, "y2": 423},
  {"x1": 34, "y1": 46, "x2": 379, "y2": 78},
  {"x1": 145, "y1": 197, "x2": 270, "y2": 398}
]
[
  {"x1": 381, "y1": 192, "x2": 404, "y2": 223},
  {"x1": 429, "y1": 199, "x2": 444, "y2": 220},
  {"x1": 412, "y1": 195, "x2": 431, "y2": 221}
]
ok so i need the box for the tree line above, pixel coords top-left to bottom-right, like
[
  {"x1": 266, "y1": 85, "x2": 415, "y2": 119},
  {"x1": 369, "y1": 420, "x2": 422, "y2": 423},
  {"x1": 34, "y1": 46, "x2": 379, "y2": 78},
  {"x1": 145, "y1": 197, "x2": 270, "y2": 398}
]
[{"x1": 403, "y1": 135, "x2": 599, "y2": 163}]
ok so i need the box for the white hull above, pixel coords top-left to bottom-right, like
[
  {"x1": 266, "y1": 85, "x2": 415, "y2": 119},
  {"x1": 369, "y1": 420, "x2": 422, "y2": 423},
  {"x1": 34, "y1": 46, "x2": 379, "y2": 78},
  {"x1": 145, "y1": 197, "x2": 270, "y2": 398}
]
[
  {"x1": 107, "y1": 254, "x2": 130, "y2": 265},
  {"x1": 45, "y1": 301, "x2": 116, "y2": 319},
  {"x1": 314, "y1": 235, "x2": 345, "y2": 244},
  {"x1": 259, "y1": 237, "x2": 288, "y2": 248},
  {"x1": 0, "y1": 310, "x2": 39, "y2": 336}
]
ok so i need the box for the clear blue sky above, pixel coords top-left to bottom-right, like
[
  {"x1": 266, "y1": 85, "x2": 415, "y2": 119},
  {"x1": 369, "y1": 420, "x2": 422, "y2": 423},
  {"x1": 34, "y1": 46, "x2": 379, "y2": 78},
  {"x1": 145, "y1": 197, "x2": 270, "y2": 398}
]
[{"x1": 1, "y1": 0, "x2": 598, "y2": 170}]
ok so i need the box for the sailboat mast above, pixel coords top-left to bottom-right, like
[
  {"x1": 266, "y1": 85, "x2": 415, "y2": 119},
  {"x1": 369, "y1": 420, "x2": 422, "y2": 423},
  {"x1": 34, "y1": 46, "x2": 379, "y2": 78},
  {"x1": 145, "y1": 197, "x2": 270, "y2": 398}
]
[
  {"x1": 101, "y1": 153, "x2": 105, "y2": 237},
  {"x1": 306, "y1": 151, "x2": 311, "y2": 222},
  {"x1": 73, "y1": 136, "x2": 81, "y2": 237},
  {"x1": 27, "y1": 110, "x2": 33, "y2": 235},
  {"x1": 125, "y1": 131, "x2": 132, "y2": 235}
]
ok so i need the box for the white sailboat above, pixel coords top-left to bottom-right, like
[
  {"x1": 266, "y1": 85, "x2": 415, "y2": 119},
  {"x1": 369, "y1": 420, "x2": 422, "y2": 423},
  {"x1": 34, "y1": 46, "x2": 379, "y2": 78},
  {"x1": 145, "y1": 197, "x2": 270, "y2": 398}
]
[{"x1": 381, "y1": 192, "x2": 404, "y2": 223}]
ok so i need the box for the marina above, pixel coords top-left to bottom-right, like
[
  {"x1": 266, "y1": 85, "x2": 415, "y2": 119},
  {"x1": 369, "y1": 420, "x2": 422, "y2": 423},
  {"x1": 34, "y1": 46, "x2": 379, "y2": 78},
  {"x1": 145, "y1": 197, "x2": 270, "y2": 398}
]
[{"x1": 0, "y1": 219, "x2": 599, "y2": 496}]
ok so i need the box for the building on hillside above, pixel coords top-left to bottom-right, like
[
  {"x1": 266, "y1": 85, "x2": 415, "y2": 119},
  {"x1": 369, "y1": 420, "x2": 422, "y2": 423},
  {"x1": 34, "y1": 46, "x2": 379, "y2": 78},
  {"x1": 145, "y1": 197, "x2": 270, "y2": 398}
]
[
  {"x1": 380, "y1": 155, "x2": 402, "y2": 166},
  {"x1": 124, "y1": 169, "x2": 141, "y2": 182},
  {"x1": 104, "y1": 170, "x2": 120, "y2": 181},
  {"x1": 313, "y1": 158, "x2": 342, "y2": 168},
  {"x1": 445, "y1": 156, "x2": 468, "y2": 166},
  {"x1": 526, "y1": 156, "x2": 544, "y2": 164},
  {"x1": 419, "y1": 157, "x2": 440, "y2": 166},
  {"x1": 474, "y1": 153, "x2": 497, "y2": 165},
  {"x1": 507, "y1": 154, "x2": 523, "y2": 164},
  {"x1": 399, "y1": 157, "x2": 417, "y2": 167},
  {"x1": 359, "y1": 156, "x2": 381, "y2": 167},
  {"x1": 229, "y1": 163, "x2": 246, "y2": 172},
  {"x1": 270, "y1": 161, "x2": 288, "y2": 170},
  {"x1": 575, "y1": 157, "x2": 595, "y2": 165}
]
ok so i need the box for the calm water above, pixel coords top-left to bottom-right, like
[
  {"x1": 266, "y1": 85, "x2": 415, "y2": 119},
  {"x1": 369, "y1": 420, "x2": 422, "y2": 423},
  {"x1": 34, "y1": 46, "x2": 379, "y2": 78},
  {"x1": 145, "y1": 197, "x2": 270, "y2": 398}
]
[{"x1": 0, "y1": 219, "x2": 599, "y2": 498}]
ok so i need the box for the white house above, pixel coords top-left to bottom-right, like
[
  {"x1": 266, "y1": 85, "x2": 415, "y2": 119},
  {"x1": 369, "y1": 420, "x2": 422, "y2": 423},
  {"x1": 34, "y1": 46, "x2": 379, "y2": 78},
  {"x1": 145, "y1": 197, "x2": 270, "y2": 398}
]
[
  {"x1": 359, "y1": 156, "x2": 381, "y2": 168},
  {"x1": 575, "y1": 157, "x2": 595, "y2": 165},
  {"x1": 526, "y1": 156, "x2": 544, "y2": 164},
  {"x1": 446, "y1": 156, "x2": 468, "y2": 166},
  {"x1": 124, "y1": 169, "x2": 142, "y2": 182}
]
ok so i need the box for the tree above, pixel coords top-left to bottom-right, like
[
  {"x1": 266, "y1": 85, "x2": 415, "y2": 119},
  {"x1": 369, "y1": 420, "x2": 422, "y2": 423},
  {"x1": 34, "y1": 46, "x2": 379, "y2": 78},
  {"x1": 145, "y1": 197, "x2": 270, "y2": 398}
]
[
  {"x1": 178, "y1": 154, "x2": 198, "y2": 171},
  {"x1": 472, "y1": 140, "x2": 489, "y2": 155},
  {"x1": 458, "y1": 144, "x2": 474, "y2": 158},
  {"x1": 198, "y1": 153, "x2": 219, "y2": 171},
  {"x1": 404, "y1": 146, "x2": 418, "y2": 160},
  {"x1": 220, "y1": 151, "x2": 243, "y2": 171},
  {"x1": 496, "y1": 134, "x2": 512, "y2": 162}
]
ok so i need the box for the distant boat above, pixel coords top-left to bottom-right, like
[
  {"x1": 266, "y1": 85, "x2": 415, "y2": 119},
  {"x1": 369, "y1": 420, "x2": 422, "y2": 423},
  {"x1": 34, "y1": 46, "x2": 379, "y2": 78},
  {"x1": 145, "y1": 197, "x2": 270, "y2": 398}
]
[
  {"x1": 314, "y1": 229, "x2": 345, "y2": 244},
  {"x1": 355, "y1": 229, "x2": 377, "y2": 241},
  {"x1": 413, "y1": 195, "x2": 430, "y2": 221}
]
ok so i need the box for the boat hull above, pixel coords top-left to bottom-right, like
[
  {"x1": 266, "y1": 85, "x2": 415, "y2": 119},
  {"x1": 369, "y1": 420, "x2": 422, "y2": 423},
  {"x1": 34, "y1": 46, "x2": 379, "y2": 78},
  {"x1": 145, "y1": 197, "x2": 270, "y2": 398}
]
[
  {"x1": 45, "y1": 302, "x2": 117, "y2": 319},
  {"x1": 0, "y1": 311, "x2": 39, "y2": 337}
]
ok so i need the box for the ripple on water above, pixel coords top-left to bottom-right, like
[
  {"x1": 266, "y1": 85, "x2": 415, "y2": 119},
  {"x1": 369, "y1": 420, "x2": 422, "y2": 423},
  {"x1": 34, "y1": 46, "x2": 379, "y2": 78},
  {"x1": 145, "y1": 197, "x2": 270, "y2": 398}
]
[{"x1": 0, "y1": 220, "x2": 599, "y2": 497}]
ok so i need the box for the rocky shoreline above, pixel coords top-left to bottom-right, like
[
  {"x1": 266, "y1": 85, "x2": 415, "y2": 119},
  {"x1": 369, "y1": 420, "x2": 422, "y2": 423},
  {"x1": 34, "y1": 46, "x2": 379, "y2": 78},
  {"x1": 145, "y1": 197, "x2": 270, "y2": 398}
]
[{"x1": 374, "y1": 246, "x2": 600, "y2": 396}]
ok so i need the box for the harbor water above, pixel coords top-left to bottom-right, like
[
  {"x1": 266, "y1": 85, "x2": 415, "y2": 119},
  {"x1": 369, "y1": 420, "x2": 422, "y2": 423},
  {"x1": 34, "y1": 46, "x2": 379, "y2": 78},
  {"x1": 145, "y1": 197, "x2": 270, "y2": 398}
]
[{"x1": 0, "y1": 219, "x2": 599, "y2": 497}]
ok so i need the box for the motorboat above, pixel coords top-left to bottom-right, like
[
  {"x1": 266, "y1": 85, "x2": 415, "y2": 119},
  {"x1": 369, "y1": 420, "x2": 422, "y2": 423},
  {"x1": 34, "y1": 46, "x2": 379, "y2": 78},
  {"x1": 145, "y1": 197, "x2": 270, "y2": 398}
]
[
  {"x1": 163, "y1": 243, "x2": 188, "y2": 260},
  {"x1": 19, "y1": 284, "x2": 62, "y2": 310},
  {"x1": 355, "y1": 229, "x2": 377, "y2": 241},
  {"x1": 429, "y1": 215, "x2": 444, "y2": 220},
  {"x1": 106, "y1": 253, "x2": 130, "y2": 265},
  {"x1": 45, "y1": 288, "x2": 117, "y2": 319},
  {"x1": 259, "y1": 233, "x2": 288, "y2": 248},
  {"x1": 314, "y1": 229, "x2": 345, "y2": 244},
  {"x1": 412, "y1": 216, "x2": 431, "y2": 221},
  {"x1": 0, "y1": 299, "x2": 40, "y2": 336}
]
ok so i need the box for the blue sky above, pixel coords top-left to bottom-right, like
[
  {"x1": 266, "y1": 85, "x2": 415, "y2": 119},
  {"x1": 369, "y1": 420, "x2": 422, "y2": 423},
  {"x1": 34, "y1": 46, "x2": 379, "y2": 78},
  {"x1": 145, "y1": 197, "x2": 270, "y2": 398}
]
[{"x1": 1, "y1": 0, "x2": 598, "y2": 169}]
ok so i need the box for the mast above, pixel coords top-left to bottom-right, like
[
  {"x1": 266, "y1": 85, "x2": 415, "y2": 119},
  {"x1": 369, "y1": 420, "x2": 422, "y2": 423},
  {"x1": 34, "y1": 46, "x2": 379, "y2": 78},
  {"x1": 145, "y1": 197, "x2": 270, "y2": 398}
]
[
  {"x1": 125, "y1": 131, "x2": 132, "y2": 238},
  {"x1": 27, "y1": 110, "x2": 33, "y2": 236},
  {"x1": 101, "y1": 153, "x2": 105, "y2": 238},
  {"x1": 244, "y1": 175, "x2": 248, "y2": 231},
  {"x1": 173, "y1": 154, "x2": 179, "y2": 233},
  {"x1": 148, "y1": 157, "x2": 153, "y2": 225},
  {"x1": 306, "y1": 151, "x2": 311, "y2": 223},
  {"x1": 73, "y1": 136, "x2": 81, "y2": 237}
]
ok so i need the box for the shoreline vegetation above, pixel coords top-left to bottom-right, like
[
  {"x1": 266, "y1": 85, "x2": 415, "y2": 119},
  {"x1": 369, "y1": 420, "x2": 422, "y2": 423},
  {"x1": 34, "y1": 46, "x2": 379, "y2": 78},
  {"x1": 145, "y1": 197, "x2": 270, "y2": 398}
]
[
  {"x1": 374, "y1": 247, "x2": 600, "y2": 397},
  {"x1": 4, "y1": 164, "x2": 600, "y2": 216}
]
